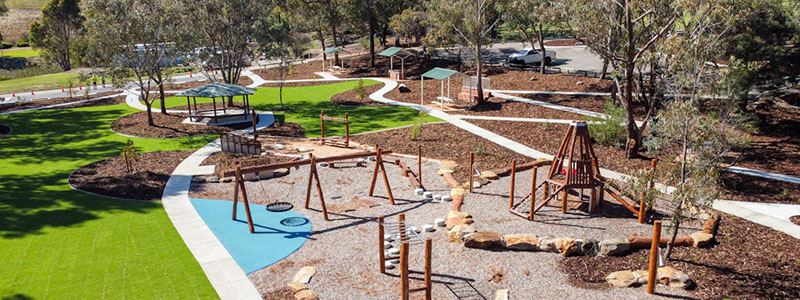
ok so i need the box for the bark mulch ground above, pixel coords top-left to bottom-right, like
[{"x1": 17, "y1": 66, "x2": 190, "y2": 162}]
[
  {"x1": 329, "y1": 84, "x2": 387, "y2": 107},
  {"x1": 729, "y1": 102, "x2": 800, "y2": 177},
  {"x1": 256, "y1": 122, "x2": 305, "y2": 138},
  {"x1": 0, "y1": 91, "x2": 123, "y2": 113},
  {"x1": 521, "y1": 93, "x2": 651, "y2": 120},
  {"x1": 791, "y1": 215, "x2": 800, "y2": 225},
  {"x1": 467, "y1": 119, "x2": 654, "y2": 174},
  {"x1": 111, "y1": 111, "x2": 234, "y2": 138},
  {"x1": 69, "y1": 150, "x2": 194, "y2": 201},
  {"x1": 459, "y1": 96, "x2": 585, "y2": 120},
  {"x1": 486, "y1": 69, "x2": 614, "y2": 92},
  {"x1": 254, "y1": 61, "x2": 325, "y2": 81},
  {"x1": 560, "y1": 212, "x2": 800, "y2": 299},
  {"x1": 721, "y1": 172, "x2": 800, "y2": 204},
  {"x1": 351, "y1": 122, "x2": 530, "y2": 182},
  {"x1": 201, "y1": 151, "x2": 299, "y2": 177}
]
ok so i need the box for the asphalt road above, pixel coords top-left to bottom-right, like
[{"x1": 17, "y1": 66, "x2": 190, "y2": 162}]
[{"x1": 434, "y1": 41, "x2": 606, "y2": 73}]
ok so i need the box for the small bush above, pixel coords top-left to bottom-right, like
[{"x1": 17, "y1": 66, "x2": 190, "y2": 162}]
[
  {"x1": 355, "y1": 79, "x2": 366, "y2": 100},
  {"x1": 587, "y1": 99, "x2": 626, "y2": 148},
  {"x1": 0, "y1": 42, "x2": 13, "y2": 49},
  {"x1": 15, "y1": 41, "x2": 29, "y2": 47},
  {"x1": 410, "y1": 110, "x2": 429, "y2": 140}
]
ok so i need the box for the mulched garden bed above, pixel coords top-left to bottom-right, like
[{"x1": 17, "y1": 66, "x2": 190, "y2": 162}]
[
  {"x1": 70, "y1": 150, "x2": 194, "y2": 201},
  {"x1": 201, "y1": 151, "x2": 299, "y2": 177},
  {"x1": 351, "y1": 122, "x2": 530, "y2": 182},
  {"x1": 720, "y1": 172, "x2": 800, "y2": 204},
  {"x1": 560, "y1": 212, "x2": 800, "y2": 299},
  {"x1": 729, "y1": 101, "x2": 800, "y2": 177},
  {"x1": 459, "y1": 96, "x2": 585, "y2": 120},
  {"x1": 467, "y1": 119, "x2": 654, "y2": 173},
  {"x1": 112, "y1": 111, "x2": 233, "y2": 138},
  {"x1": 0, "y1": 124, "x2": 10, "y2": 136},
  {"x1": 543, "y1": 38, "x2": 582, "y2": 46},
  {"x1": 256, "y1": 122, "x2": 305, "y2": 138},
  {"x1": 254, "y1": 61, "x2": 325, "y2": 81},
  {"x1": 791, "y1": 215, "x2": 800, "y2": 226},
  {"x1": 521, "y1": 93, "x2": 650, "y2": 120},
  {"x1": 329, "y1": 84, "x2": 387, "y2": 107},
  {"x1": 0, "y1": 91, "x2": 123, "y2": 113}
]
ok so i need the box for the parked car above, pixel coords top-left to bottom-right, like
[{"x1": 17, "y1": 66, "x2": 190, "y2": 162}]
[{"x1": 505, "y1": 48, "x2": 556, "y2": 66}]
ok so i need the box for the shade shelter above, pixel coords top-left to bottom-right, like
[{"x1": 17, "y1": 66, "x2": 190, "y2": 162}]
[
  {"x1": 178, "y1": 82, "x2": 256, "y2": 125},
  {"x1": 421, "y1": 67, "x2": 464, "y2": 111},
  {"x1": 322, "y1": 47, "x2": 354, "y2": 73},
  {"x1": 378, "y1": 47, "x2": 415, "y2": 80}
]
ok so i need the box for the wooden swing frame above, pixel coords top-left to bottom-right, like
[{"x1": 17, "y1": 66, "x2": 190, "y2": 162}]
[
  {"x1": 227, "y1": 148, "x2": 395, "y2": 233},
  {"x1": 320, "y1": 110, "x2": 350, "y2": 148}
]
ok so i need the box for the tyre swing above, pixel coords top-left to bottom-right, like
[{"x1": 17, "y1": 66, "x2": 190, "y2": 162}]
[{"x1": 256, "y1": 170, "x2": 296, "y2": 213}]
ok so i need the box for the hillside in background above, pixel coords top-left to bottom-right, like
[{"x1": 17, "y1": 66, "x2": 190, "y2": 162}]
[{"x1": 0, "y1": 0, "x2": 47, "y2": 42}]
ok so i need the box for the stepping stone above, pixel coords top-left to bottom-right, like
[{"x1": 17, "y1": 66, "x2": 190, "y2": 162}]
[
  {"x1": 368, "y1": 156, "x2": 376, "y2": 161},
  {"x1": 331, "y1": 195, "x2": 342, "y2": 200},
  {"x1": 390, "y1": 259, "x2": 400, "y2": 264},
  {"x1": 388, "y1": 248, "x2": 400, "y2": 255},
  {"x1": 433, "y1": 194, "x2": 442, "y2": 201},
  {"x1": 272, "y1": 143, "x2": 286, "y2": 150},
  {"x1": 409, "y1": 227, "x2": 420, "y2": 233},
  {"x1": 415, "y1": 188, "x2": 425, "y2": 195},
  {"x1": 384, "y1": 261, "x2": 395, "y2": 269},
  {"x1": 423, "y1": 192, "x2": 433, "y2": 199},
  {"x1": 297, "y1": 147, "x2": 313, "y2": 152},
  {"x1": 192, "y1": 176, "x2": 206, "y2": 183},
  {"x1": 442, "y1": 195, "x2": 452, "y2": 202},
  {"x1": 319, "y1": 162, "x2": 328, "y2": 167},
  {"x1": 435, "y1": 218, "x2": 446, "y2": 227},
  {"x1": 423, "y1": 224, "x2": 434, "y2": 232},
  {"x1": 292, "y1": 266, "x2": 316, "y2": 284},
  {"x1": 384, "y1": 234, "x2": 394, "y2": 242},
  {"x1": 384, "y1": 241, "x2": 392, "y2": 248},
  {"x1": 205, "y1": 176, "x2": 220, "y2": 183}
]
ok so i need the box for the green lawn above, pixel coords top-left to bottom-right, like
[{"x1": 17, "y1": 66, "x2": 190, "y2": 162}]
[
  {"x1": 0, "y1": 104, "x2": 218, "y2": 299},
  {"x1": 155, "y1": 80, "x2": 440, "y2": 137},
  {"x1": 0, "y1": 72, "x2": 79, "y2": 93},
  {"x1": 0, "y1": 48, "x2": 40, "y2": 58}
]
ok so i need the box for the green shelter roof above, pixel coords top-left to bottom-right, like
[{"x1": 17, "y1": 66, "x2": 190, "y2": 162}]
[
  {"x1": 422, "y1": 67, "x2": 460, "y2": 80},
  {"x1": 378, "y1": 47, "x2": 405, "y2": 57},
  {"x1": 323, "y1": 47, "x2": 341, "y2": 54},
  {"x1": 177, "y1": 82, "x2": 256, "y2": 98}
]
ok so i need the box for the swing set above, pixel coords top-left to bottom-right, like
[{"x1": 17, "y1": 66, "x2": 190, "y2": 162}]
[{"x1": 222, "y1": 147, "x2": 396, "y2": 233}]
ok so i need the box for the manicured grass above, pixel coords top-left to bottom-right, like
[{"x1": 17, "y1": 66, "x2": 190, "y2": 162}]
[
  {"x1": 155, "y1": 80, "x2": 441, "y2": 137},
  {"x1": 0, "y1": 48, "x2": 40, "y2": 58},
  {"x1": 0, "y1": 104, "x2": 218, "y2": 299},
  {"x1": 0, "y1": 72, "x2": 79, "y2": 93}
]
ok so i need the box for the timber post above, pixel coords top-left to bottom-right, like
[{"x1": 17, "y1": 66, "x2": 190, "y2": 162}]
[
  {"x1": 509, "y1": 159, "x2": 516, "y2": 209},
  {"x1": 469, "y1": 152, "x2": 474, "y2": 193},
  {"x1": 647, "y1": 220, "x2": 662, "y2": 294}
]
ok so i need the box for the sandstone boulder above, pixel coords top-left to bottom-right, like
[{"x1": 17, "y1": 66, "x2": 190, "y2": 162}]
[
  {"x1": 287, "y1": 282, "x2": 307, "y2": 293},
  {"x1": 633, "y1": 270, "x2": 649, "y2": 285},
  {"x1": 446, "y1": 210, "x2": 473, "y2": 229},
  {"x1": 502, "y1": 234, "x2": 539, "y2": 251},
  {"x1": 450, "y1": 187, "x2": 467, "y2": 199},
  {"x1": 599, "y1": 238, "x2": 630, "y2": 256},
  {"x1": 555, "y1": 237, "x2": 580, "y2": 256},
  {"x1": 464, "y1": 231, "x2": 503, "y2": 249},
  {"x1": 205, "y1": 176, "x2": 220, "y2": 183},
  {"x1": 448, "y1": 224, "x2": 477, "y2": 242},
  {"x1": 494, "y1": 289, "x2": 509, "y2": 300},
  {"x1": 294, "y1": 289, "x2": 319, "y2": 300},
  {"x1": 480, "y1": 171, "x2": 500, "y2": 180},
  {"x1": 538, "y1": 236, "x2": 558, "y2": 252},
  {"x1": 579, "y1": 238, "x2": 599, "y2": 256},
  {"x1": 691, "y1": 231, "x2": 714, "y2": 248},
  {"x1": 440, "y1": 160, "x2": 458, "y2": 171},
  {"x1": 606, "y1": 270, "x2": 638, "y2": 288},
  {"x1": 658, "y1": 266, "x2": 694, "y2": 289},
  {"x1": 292, "y1": 266, "x2": 316, "y2": 284}
]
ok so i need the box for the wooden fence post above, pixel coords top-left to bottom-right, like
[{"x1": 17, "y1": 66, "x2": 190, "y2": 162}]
[
  {"x1": 424, "y1": 238, "x2": 432, "y2": 300},
  {"x1": 647, "y1": 220, "x2": 662, "y2": 294},
  {"x1": 418, "y1": 146, "x2": 422, "y2": 188},
  {"x1": 400, "y1": 241, "x2": 409, "y2": 300},
  {"x1": 320, "y1": 110, "x2": 326, "y2": 144},
  {"x1": 530, "y1": 166, "x2": 537, "y2": 220},
  {"x1": 345, "y1": 113, "x2": 350, "y2": 148},
  {"x1": 469, "y1": 152, "x2": 474, "y2": 193},
  {"x1": 509, "y1": 159, "x2": 516, "y2": 209},
  {"x1": 379, "y1": 216, "x2": 385, "y2": 274}
]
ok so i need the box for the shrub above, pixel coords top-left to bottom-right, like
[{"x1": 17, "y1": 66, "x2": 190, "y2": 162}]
[
  {"x1": 0, "y1": 42, "x2": 13, "y2": 49},
  {"x1": 15, "y1": 41, "x2": 29, "y2": 47},
  {"x1": 410, "y1": 110, "x2": 429, "y2": 140},
  {"x1": 586, "y1": 99, "x2": 626, "y2": 148},
  {"x1": 355, "y1": 79, "x2": 366, "y2": 100}
]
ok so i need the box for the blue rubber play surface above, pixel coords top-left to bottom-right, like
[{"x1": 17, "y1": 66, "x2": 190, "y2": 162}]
[{"x1": 189, "y1": 198, "x2": 312, "y2": 274}]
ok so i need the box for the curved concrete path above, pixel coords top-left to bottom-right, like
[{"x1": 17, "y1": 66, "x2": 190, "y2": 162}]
[{"x1": 162, "y1": 140, "x2": 261, "y2": 300}]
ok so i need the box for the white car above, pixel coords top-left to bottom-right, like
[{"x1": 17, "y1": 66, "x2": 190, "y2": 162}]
[{"x1": 506, "y1": 48, "x2": 557, "y2": 66}]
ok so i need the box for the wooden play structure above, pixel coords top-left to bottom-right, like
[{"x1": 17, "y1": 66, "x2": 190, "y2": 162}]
[
  {"x1": 224, "y1": 147, "x2": 396, "y2": 232},
  {"x1": 220, "y1": 132, "x2": 262, "y2": 155},
  {"x1": 378, "y1": 213, "x2": 432, "y2": 300},
  {"x1": 320, "y1": 110, "x2": 350, "y2": 148},
  {"x1": 508, "y1": 121, "x2": 652, "y2": 222},
  {"x1": 393, "y1": 146, "x2": 424, "y2": 189}
]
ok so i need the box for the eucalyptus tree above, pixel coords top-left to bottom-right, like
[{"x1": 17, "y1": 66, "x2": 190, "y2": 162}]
[
  {"x1": 256, "y1": 8, "x2": 309, "y2": 109},
  {"x1": 182, "y1": 0, "x2": 272, "y2": 98},
  {"x1": 390, "y1": 7, "x2": 426, "y2": 47},
  {"x1": 85, "y1": 0, "x2": 185, "y2": 125},
  {"x1": 29, "y1": 0, "x2": 84, "y2": 71},
  {"x1": 426, "y1": 0, "x2": 502, "y2": 104},
  {"x1": 565, "y1": 0, "x2": 678, "y2": 158}
]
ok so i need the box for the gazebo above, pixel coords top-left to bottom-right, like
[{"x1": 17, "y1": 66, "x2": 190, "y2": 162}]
[
  {"x1": 421, "y1": 67, "x2": 465, "y2": 111},
  {"x1": 322, "y1": 47, "x2": 354, "y2": 73},
  {"x1": 378, "y1": 47, "x2": 415, "y2": 80},
  {"x1": 178, "y1": 82, "x2": 256, "y2": 125}
]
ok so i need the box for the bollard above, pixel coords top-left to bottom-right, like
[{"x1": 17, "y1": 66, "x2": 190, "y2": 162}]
[{"x1": 647, "y1": 221, "x2": 662, "y2": 294}]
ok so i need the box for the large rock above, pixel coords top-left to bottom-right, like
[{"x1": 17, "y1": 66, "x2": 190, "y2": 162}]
[
  {"x1": 555, "y1": 237, "x2": 580, "y2": 256},
  {"x1": 494, "y1": 289, "x2": 509, "y2": 300},
  {"x1": 446, "y1": 210, "x2": 473, "y2": 229},
  {"x1": 448, "y1": 224, "x2": 477, "y2": 243},
  {"x1": 599, "y1": 238, "x2": 631, "y2": 256},
  {"x1": 579, "y1": 238, "x2": 599, "y2": 256},
  {"x1": 287, "y1": 282, "x2": 307, "y2": 293},
  {"x1": 398, "y1": 84, "x2": 411, "y2": 93},
  {"x1": 464, "y1": 231, "x2": 503, "y2": 249},
  {"x1": 273, "y1": 168, "x2": 290, "y2": 177},
  {"x1": 219, "y1": 176, "x2": 234, "y2": 183},
  {"x1": 292, "y1": 266, "x2": 316, "y2": 284},
  {"x1": 480, "y1": 171, "x2": 500, "y2": 180},
  {"x1": 191, "y1": 176, "x2": 206, "y2": 183},
  {"x1": 691, "y1": 231, "x2": 714, "y2": 248},
  {"x1": 440, "y1": 160, "x2": 458, "y2": 171},
  {"x1": 205, "y1": 176, "x2": 220, "y2": 183},
  {"x1": 633, "y1": 270, "x2": 650, "y2": 285},
  {"x1": 450, "y1": 187, "x2": 467, "y2": 198},
  {"x1": 606, "y1": 270, "x2": 638, "y2": 288},
  {"x1": 294, "y1": 289, "x2": 319, "y2": 300},
  {"x1": 657, "y1": 266, "x2": 694, "y2": 289},
  {"x1": 538, "y1": 236, "x2": 558, "y2": 252},
  {"x1": 502, "y1": 234, "x2": 539, "y2": 251}
]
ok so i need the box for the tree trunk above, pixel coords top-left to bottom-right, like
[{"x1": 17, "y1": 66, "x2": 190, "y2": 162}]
[
  {"x1": 475, "y1": 41, "x2": 485, "y2": 104},
  {"x1": 623, "y1": 1, "x2": 640, "y2": 158},
  {"x1": 537, "y1": 24, "x2": 547, "y2": 75},
  {"x1": 159, "y1": 83, "x2": 167, "y2": 115},
  {"x1": 320, "y1": 33, "x2": 327, "y2": 61},
  {"x1": 368, "y1": 3, "x2": 376, "y2": 68},
  {"x1": 145, "y1": 102, "x2": 155, "y2": 126},
  {"x1": 664, "y1": 217, "x2": 681, "y2": 260},
  {"x1": 600, "y1": 59, "x2": 609, "y2": 81},
  {"x1": 381, "y1": 24, "x2": 388, "y2": 47},
  {"x1": 332, "y1": 21, "x2": 339, "y2": 69}
]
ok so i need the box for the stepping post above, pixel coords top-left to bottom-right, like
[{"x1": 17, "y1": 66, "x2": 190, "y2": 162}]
[
  {"x1": 647, "y1": 221, "x2": 662, "y2": 294},
  {"x1": 469, "y1": 152, "x2": 474, "y2": 193},
  {"x1": 509, "y1": 159, "x2": 516, "y2": 209}
]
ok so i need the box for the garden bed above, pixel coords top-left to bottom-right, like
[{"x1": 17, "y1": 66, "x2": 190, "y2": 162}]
[
  {"x1": 254, "y1": 60, "x2": 325, "y2": 81},
  {"x1": 560, "y1": 212, "x2": 800, "y2": 299},
  {"x1": 729, "y1": 101, "x2": 800, "y2": 177},
  {"x1": 329, "y1": 84, "x2": 386, "y2": 107},
  {"x1": 256, "y1": 122, "x2": 306, "y2": 138},
  {"x1": 351, "y1": 122, "x2": 530, "y2": 182},
  {"x1": 111, "y1": 111, "x2": 233, "y2": 138},
  {"x1": 0, "y1": 91, "x2": 123, "y2": 113},
  {"x1": 69, "y1": 150, "x2": 194, "y2": 201}
]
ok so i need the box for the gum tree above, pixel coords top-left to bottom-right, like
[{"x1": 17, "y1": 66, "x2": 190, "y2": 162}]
[
  {"x1": 499, "y1": 0, "x2": 563, "y2": 74},
  {"x1": 29, "y1": 0, "x2": 84, "y2": 71}
]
